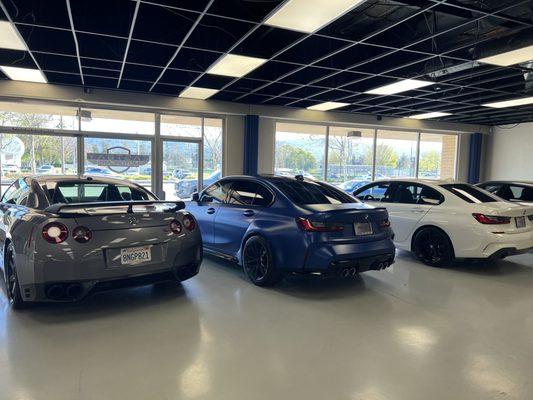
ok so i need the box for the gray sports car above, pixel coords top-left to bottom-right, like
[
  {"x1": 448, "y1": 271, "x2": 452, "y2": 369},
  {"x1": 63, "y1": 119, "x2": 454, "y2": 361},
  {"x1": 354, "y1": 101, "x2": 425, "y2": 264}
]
[{"x1": 0, "y1": 175, "x2": 202, "y2": 308}]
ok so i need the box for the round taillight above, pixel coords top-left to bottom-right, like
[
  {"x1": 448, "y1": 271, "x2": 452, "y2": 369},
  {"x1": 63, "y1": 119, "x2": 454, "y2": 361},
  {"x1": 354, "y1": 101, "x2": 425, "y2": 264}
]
[
  {"x1": 42, "y1": 222, "x2": 68, "y2": 244},
  {"x1": 183, "y1": 214, "x2": 196, "y2": 231},
  {"x1": 170, "y1": 220, "x2": 182, "y2": 234},
  {"x1": 72, "y1": 226, "x2": 92, "y2": 243}
]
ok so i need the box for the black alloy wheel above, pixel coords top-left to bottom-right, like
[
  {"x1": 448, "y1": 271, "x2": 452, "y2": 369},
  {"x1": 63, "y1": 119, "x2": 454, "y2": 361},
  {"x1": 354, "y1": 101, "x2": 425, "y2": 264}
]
[
  {"x1": 413, "y1": 228, "x2": 454, "y2": 267},
  {"x1": 242, "y1": 236, "x2": 283, "y2": 287}
]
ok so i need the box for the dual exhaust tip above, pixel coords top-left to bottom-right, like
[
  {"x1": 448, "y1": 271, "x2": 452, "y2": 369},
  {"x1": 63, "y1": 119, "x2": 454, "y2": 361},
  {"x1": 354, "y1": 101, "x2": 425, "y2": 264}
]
[
  {"x1": 340, "y1": 260, "x2": 391, "y2": 277},
  {"x1": 46, "y1": 283, "x2": 84, "y2": 300}
]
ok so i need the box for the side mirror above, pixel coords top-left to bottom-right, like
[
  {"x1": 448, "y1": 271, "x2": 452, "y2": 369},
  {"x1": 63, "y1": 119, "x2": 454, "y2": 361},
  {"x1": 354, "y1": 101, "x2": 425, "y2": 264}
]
[{"x1": 191, "y1": 192, "x2": 200, "y2": 201}]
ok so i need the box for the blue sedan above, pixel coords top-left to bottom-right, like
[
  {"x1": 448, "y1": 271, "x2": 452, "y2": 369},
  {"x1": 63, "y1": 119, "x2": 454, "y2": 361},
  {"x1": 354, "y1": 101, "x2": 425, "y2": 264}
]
[{"x1": 186, "y1": 175, "x2": 395, "y2": 286}]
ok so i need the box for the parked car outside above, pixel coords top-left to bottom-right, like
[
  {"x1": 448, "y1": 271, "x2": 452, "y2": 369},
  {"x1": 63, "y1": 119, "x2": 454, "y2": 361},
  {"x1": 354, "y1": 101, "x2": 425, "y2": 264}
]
[
  {"x1": 477, "y1": 181, "x2": 533, "y2": 206},
  {"x1": 186, "y1": 175, "x2": 395, "y2": 286},
  {"x1": 338, "y1": 179, "x2": 371, "y2": 193},
  {"x1": 175, "y1": 170, "x2": 221, "y2": 199},
  {"x1": 353, "y1": 179, "x2": 533, "y2": 266},
  {"x1": 36, "y1": 164, "x2": 56, "y2": 174},
  {"x1": 84, "y1": 166, "x2": 113, "y2": 176},
  {"x1": 173, "y1": 169, "x2": 190, "y2": 180},
  {"x1": 2, "y1": 164, "x2": 20, "y2": 174},
  {"x1": 0, "y1": 175, "x2": 202, "y2": 308}
]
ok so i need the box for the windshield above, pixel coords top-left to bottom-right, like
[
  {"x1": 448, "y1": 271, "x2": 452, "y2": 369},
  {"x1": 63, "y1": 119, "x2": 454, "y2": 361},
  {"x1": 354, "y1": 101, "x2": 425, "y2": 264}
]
[
  {"x1": 441, "y1": 184, "x2": 499, "y2": 203},
  {"x1": 273, "y1": 180, "x2": 358, "y2": 204},
  {"x1": 45, "y1": 180, "x2": 155, "y2": 204}
]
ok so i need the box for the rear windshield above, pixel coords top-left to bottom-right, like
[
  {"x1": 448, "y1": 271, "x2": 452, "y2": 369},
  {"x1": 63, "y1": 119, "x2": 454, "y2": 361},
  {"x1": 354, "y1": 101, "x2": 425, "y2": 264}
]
[
  {"x1": 273, "y1": 180, "x2": 357, "y2": 204},
  {"x1": 45, "y1": 181, "x2": 155, "y2": 204},
  {"x1": 441, "y1": 184, "x2": 498, "y2": 203}
]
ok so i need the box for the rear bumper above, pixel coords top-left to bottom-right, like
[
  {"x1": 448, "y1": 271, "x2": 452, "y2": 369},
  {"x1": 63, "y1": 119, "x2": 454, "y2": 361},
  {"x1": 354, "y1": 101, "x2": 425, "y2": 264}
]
[
  {"x1": 19, "y1": 242, "x2": 202, "y2": 303},
  {"x1": 478, "y1": 231, "x2": 533, "y2": 259},
  {"x1": 302, "y1": 237, "x2": 396, "y2": 274}
]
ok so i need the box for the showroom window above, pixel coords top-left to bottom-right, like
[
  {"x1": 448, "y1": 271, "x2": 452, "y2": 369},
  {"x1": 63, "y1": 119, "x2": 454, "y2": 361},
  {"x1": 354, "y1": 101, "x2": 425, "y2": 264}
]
[
  {"x1": 80, "y1": 108, "x2": 155, "y2": 135},
  {"x1": 275, "y1": 122, "x2": 326, "y2": 180},
  {"x1": 161, "y1": 114, "x2": 224, "y2": 200},
  {"x1": 327, "y1": 126, "x2": 374, "y2": 185},
  {"x1": 375, "y1": 130, "x2": 418, "y2": 178},
  {"x1": 84, "y1": 137, "x2": 152, "y2": 192},
  {"x1": 0, "y1": 133, "x2": 78, "y2": 194},
  {"x1": 0, "y1": 102, "x2": 224, "y2": 199},
  {"x1": 275, "y1": 122, "x2": 459, "y2": 183},
  {"x1": 419, "y1": 133, "x2": 458, "y2": 179}
]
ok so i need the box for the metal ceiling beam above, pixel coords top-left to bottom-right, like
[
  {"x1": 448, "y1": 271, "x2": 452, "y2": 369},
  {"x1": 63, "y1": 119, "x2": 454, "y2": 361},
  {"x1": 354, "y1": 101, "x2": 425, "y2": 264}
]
[
  {"x1": 149, "y1": 0, "x2": 215, "y2": 91},
  {"x1": 65, "y1": 0, "x2": 85, "y2": 85},
  {"x1": 117, "y1": 0, "x2": 141, "y2": 88}
]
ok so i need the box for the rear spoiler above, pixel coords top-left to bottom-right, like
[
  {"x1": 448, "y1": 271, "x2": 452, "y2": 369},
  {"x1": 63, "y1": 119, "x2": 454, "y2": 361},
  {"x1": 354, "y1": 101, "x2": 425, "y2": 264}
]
[{"x1": 45, "y1": 200, "x2": 186, "y2": 215}]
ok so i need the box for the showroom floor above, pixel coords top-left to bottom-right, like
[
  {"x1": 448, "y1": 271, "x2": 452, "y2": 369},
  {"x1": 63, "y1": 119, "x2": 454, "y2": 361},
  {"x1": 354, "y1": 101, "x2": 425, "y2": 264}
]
[{"x1": 1, "y1": 251, "x2": 532, "y2": 400}]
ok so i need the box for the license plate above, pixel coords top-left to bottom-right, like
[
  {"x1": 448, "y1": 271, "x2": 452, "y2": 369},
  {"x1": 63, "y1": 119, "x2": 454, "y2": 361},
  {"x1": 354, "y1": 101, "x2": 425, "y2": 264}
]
[
  {"x1": 354, "y1": 222, "x2": 373, "y2": 235},
  {"x1": 120, "y1": 245, "x2": 152, "y2": 265},
  {"x1": 515, "y1": 216, "x2": 526, "y2": 229}
]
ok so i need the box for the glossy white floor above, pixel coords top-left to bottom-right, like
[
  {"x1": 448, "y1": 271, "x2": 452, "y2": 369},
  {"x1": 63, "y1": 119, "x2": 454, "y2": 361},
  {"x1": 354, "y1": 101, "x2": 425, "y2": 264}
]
[{"x1": 1, "y1": 251, "x2": 532, "y2": 400}]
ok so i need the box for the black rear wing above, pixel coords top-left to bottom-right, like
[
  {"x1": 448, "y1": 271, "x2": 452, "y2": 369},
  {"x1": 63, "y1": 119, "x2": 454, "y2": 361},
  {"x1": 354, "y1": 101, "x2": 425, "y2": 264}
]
[{"x1": 45, "y1": 200, "x2": 186, "y2": 215}]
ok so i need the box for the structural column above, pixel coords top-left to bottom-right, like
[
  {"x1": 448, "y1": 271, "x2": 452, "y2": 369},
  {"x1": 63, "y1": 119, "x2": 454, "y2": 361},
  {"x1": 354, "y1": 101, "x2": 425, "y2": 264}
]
[
  {"x1": 243, "y1": 115, "x2": 259, "y2": 175},
  {"x1": 467, "y1": 132, "x2": 483, "y2": 184}
]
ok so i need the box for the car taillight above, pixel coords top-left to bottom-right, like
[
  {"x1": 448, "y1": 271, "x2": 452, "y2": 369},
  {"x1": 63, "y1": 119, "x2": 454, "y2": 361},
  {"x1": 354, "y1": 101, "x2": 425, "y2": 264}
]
[
  {"x1": 182, "y1": 214, "x2": 196, "y2": 231},
  {"x1": 380, "y1": 218, "x2": 391, "y2": 228},
  {"x1": 296, "y1": 217, "x2": 344, "y2": 232},
  {"x1": 72, "y1": 226, "x2": 92, "y2": 243},
  {"x1": 472, "y1": 213, "x2": 511, "y2": 225},
  {"x1": 42, "y1": 222, "x2": 68, "y2": 244},
  {"x1": 170, "y1": 220, "x2": 182, "y2": 234}
]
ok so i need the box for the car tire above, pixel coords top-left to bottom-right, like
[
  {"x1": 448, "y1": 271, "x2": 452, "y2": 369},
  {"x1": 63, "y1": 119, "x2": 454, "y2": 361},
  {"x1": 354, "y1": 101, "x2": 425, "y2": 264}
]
[
  {"x1": 412, "y1": 227, "x2": 454, "y2": 267},
  {"x1": 5, "y1": 244, "x2": 27, "y2": 309},
  {"x1": 242, "y1": 236, "x2": 283, "y2": 287}
]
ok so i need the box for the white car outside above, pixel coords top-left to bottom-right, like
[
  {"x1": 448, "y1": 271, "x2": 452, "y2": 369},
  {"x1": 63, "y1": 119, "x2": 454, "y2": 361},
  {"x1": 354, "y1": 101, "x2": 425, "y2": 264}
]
[{"x1": 353, "y1": 179, "x2": 533, "y2": 266}]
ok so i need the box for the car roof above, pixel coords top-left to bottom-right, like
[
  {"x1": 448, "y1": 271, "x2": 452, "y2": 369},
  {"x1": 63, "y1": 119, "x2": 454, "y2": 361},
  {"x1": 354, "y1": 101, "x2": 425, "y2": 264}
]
[
  {"x1": 366, "y1": 178, "x2": 457, "y2": 186},
  {"x1": 480, "y1": 180, "x2": 533, "y2": 186},
  {"x1": 29, "y1": 174, "x2": 136, "y2": 185}
]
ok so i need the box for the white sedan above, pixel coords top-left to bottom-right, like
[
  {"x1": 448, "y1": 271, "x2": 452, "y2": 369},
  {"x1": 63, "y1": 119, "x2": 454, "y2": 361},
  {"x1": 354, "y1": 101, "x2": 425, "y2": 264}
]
[{"x1": 353, "y1": 179, "x2": 533, "y2": 267}]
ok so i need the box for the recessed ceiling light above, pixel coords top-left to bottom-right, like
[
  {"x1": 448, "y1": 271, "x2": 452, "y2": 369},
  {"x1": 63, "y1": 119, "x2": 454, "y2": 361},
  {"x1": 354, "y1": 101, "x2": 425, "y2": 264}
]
[
  {"x1": 0, "y1": 21, "x2": 27, "y2": 51},
  {"x1": 482, "y1": 96, "x2": 533, "y2": 108},
  {"x1": 265, "y1": 0, "x2": 365, "y2": 33},
  {"x1": 307, "y1": 101, "x2": 350, "y2": 111},
  {"x1": 206, "y1": 54, "x2": 267, "y2": 78},
  {"x1": 0, "y1": 66, "x2": 47, "y2": 83},
  {"x1": 179, "y1": 86, "x2": 219, "y2": 100},
  {"x1": 365, "y1": 79, "x2": 434, "y2": 95},
  {"x1": 478, "y1": 45, "x2": 533, "y2": 67},
  {"x1": 408, "y1": 112, "x2": 452, "y2": 119}
]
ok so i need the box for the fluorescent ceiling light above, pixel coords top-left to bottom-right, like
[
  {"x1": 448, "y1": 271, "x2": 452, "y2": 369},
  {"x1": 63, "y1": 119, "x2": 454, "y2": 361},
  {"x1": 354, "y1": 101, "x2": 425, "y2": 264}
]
[
  {"x1": 482, "y1": 96, "x2": 533, "y2": 108},
  {"x1": 366, "y1": 79, "x2": 434, "y2": 95},
  {"x1": 478, "y1": 45, "x2": 533, "y2": 67},
  {"x1": 265, "y1": 0, "x2": 365, "y2": 33},
  {"x1": 207, "y1": 54, "x2": 267, "y2": 78},
  {"x1": 307, "y1": 101, "x2": 350, "y2": 111},
  {"x1": 408, "y1": 112, "x2": 452, "y2": 119},
  {"x1": 0, "y1": 21, "x2": 27, "y2": 51},
  {"x1": 0, "y1": 66, "x2": 47, "y2": 83},
  {"x1": 179, "y1": 86, "x2": 219, "y2": 100}
]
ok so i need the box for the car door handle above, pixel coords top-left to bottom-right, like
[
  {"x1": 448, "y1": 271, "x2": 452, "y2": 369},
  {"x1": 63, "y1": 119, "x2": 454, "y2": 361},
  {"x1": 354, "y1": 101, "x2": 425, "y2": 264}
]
[
  {"x1": 207, "y1": 207, "x2": 216, "y2": 214},
  {"x1": 243, "y1": 209, "x2": 255, "y2": 217},
  {"x1": 411, "y1": 207, "x2": 426, "y2": 213}
]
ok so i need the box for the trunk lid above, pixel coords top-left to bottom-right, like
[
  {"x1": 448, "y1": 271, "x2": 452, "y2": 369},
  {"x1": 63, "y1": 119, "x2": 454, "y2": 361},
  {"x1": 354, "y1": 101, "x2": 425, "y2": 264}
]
[
  {"x1": 298, "y1": 203, "x2": 391, "y2": 241},
  {"x1": 47, "y1": 202, "x2": 182, "y2": 231}
]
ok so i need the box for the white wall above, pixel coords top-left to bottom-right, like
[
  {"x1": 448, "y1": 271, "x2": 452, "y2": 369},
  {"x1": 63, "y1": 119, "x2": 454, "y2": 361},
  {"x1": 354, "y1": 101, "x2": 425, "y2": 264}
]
[
  {"x1": 484, "y1": 123, "x2": 533, "y2": 181},
  {"x1": 223, "y1": 115, "x2": 245, "y2": 176}
]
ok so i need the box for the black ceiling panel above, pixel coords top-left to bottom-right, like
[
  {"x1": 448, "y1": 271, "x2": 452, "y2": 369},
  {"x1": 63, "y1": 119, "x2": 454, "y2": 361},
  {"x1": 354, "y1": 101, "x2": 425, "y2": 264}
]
[
  {"x1": 77, "y1": 33, "x2": 126, "y2": 61},
  {"x1": 133, "y1": 3, "x2": 198, "y2": 45},
  {"x1": 0, "y1": 0, "x2": 531, "y2": 124},
  {"x1": 70, "y1": 0, "x2": 136, "y2": 37}
]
